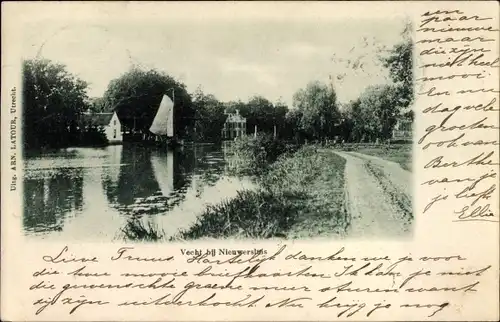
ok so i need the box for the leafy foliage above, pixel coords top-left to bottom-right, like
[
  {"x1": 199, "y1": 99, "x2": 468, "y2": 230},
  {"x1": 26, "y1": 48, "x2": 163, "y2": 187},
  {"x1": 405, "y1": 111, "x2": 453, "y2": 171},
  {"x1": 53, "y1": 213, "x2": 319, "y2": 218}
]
[
  {"x1": 292, "y1": 81, "x2": 341, "y2": 140},
  {"x1": 192, "y1": 87, "x2": 227, "y2": 142},
  {"x1": 283, "y1": 108, "x2": 304, "y2": 142},
  {"x1": 88, "y1": 97, "x2": 108, "y2": 113},
  {"x1": 350, "y1": 84, "x2": 401, "y2": 141},
  {"x1": 380, "y1": 22, "x2": 414, "y2": 109},
  {"x1": 229, "y1": 133, "x2": 292, "y2": 176},
  {"x1": 22, "y1": 59, "x2": 90, "y2": 150}
]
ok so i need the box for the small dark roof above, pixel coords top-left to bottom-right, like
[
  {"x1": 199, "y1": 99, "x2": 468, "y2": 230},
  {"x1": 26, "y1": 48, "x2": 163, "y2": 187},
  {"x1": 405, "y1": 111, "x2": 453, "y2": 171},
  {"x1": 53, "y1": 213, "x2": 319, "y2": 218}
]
[{"x1": 81, "y1": 113, "x2": 114, "y2": 126}]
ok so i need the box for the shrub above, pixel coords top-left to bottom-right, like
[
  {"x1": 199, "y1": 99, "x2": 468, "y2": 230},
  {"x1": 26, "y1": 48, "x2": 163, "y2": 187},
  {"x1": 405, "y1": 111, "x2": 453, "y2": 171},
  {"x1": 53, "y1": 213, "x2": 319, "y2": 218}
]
[{"x1": 229, "y1": 133, "x2": 295, "y2": 176}]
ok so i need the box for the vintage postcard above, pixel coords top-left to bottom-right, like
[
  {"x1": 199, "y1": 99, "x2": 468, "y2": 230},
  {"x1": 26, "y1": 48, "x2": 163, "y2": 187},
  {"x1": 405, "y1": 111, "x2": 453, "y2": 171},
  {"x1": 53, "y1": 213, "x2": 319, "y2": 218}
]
[{"x1": 1, "y1": 1, "x2": 499, "y2": 321}]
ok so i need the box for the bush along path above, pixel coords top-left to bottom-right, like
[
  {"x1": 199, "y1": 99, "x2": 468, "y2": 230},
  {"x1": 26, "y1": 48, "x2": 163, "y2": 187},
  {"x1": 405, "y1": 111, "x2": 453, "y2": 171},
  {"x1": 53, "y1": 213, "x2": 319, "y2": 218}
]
[{"x1": 333, "y1": 151, "x2": 413, "y2": 239}]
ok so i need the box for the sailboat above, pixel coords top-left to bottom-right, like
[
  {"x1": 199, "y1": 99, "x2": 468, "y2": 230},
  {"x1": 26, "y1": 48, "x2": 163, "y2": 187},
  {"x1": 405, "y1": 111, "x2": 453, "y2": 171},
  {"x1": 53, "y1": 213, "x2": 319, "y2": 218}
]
[{"x1": 149, "y1": 92, "x2": 183, "y2": 147}]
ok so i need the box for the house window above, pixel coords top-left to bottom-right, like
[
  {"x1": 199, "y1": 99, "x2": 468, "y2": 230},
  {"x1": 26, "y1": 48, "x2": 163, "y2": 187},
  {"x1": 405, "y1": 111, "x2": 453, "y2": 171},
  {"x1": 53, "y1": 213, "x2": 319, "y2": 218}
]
[
  {"x1": 114, "y1": 120, "x2": 117, "y2": 126},
  {"x1": 113, "y1": 129, "x2": 117, "y2": 138}
]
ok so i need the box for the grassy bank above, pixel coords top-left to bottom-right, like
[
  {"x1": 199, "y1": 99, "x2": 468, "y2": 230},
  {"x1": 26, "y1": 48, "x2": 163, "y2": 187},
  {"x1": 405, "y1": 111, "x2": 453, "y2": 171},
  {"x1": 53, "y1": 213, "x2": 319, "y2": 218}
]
[
  {"x1": 122, "y1": 142, "x2": 347, "y2": 241},
  {"x1": 171, "y1": 190, "x2": 308, "y2": 240},
  {"x1": 338, "y1": 143, "x2": 412, "y2": 171},
  {"x1": 170, "y1": 145, "x2": 347, "y2": 240}
]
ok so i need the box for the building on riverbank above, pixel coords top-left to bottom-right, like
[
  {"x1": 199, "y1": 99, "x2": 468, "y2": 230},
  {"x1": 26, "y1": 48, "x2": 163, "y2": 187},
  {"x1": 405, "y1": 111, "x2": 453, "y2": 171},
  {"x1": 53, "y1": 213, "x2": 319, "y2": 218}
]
[
  {"x1": 81, "y1": 111, "x2": 123, "y2": 144},
  {"x1": 222, "y1": 109, "x2": 246, "y2": 140}
]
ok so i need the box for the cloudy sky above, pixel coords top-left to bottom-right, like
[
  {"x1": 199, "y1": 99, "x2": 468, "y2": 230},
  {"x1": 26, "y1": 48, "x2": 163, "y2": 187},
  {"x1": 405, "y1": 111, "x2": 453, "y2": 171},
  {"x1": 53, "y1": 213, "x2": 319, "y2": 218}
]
[{"x1": 19, "y1": 3, "x2": 407, "y2": 107}]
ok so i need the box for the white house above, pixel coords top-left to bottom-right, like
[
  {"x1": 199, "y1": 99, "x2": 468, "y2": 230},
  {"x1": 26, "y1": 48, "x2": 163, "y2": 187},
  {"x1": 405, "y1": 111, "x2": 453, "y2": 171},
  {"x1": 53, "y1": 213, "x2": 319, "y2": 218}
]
[
  {"x1": 222, "y1": 109, "x2": 247, "y2": 140},
  {"x1": 82, "y1": 112, "x2": 123, "y2": 144}
]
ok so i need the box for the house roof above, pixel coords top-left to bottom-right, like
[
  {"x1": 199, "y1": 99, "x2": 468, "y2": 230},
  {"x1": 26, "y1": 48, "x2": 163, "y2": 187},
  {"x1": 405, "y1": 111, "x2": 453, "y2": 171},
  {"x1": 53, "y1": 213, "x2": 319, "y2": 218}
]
[
  {"x1": 226, "y1": 114, "x2": 246, "y2": 123},
  {"x1": 224, "y1": 109, "x2": 246, "y2": 123},
  {"x1": 81, "y1": 113, "x2": 114, "y2": 126}
]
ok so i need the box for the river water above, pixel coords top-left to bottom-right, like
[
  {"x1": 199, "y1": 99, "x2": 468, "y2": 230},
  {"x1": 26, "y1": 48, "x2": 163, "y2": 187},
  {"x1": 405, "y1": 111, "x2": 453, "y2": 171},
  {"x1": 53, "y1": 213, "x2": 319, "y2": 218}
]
[{"x1": 23, "y1": 143, "x2": 255, "y2": 241}]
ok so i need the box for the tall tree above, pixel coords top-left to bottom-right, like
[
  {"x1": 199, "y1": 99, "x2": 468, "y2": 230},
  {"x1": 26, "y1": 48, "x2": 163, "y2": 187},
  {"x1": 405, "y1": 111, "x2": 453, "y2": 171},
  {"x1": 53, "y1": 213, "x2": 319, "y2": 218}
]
[
  {"x1": 273, "y1": 99, "x2": 289, "y2": 138},
  {"x1": 246, "y1": 96, "x2": 278, "y2": 135},
  {"x1": 284, "y1": 108, "x2": 304, "y2": 141},
  {"x1": 353, "y1": 84, "x2": 400, "y2": 141},
  {"x1": 88, "y1": 97, "x2": 108, "y2": 113},
  {"x1": 22, "y1": 59, "x2": 89, "y2": 150},
  {"x1": 192, "y1": 87, "x2": 227, "y2": 142},
  {"x1": 102, "y1": 67, "x2": 194, "y2": 138},
  {"x1": 337, "y1": 101, "x2": 356, "y2": 142},
  {"x1": 292, "y1": 81, "x2": 340, "y2": 140},
  {"x1": 380, "y1": 21, "x2": 414, "y2": 110}
]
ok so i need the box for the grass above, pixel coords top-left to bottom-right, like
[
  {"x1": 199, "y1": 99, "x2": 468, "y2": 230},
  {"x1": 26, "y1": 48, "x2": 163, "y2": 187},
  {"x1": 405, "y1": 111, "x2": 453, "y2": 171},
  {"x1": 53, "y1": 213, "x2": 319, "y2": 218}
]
[
  {"x1": 338, "y1": 143, "x2": 412, "y2": 171},
  {"x1": 121, "y1": 217, "x2": 165, "y2": 242},
  {"x1": 170, "y1": 190, "x2": 308, "y2": 240},
  {"x1": 266, "y1": 146, "x2": 348, "y2": 238},
  {"x1": 365, "y1": 161, "x2": 413, "y2": 220}
]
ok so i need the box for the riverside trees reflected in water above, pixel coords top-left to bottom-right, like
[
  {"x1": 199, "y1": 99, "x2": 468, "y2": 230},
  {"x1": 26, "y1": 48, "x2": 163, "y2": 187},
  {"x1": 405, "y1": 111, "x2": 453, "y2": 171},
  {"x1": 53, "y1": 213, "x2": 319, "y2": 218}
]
[{"x1": 23, "y1": 143, "x2": 255, "y2": 241}]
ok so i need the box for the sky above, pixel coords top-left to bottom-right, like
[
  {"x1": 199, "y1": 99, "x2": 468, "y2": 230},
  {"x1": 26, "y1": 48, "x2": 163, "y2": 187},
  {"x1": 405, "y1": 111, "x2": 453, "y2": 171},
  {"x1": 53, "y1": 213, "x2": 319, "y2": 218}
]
[{"x1": 20, "y1": 6, "x2": 407, "y2": 107}]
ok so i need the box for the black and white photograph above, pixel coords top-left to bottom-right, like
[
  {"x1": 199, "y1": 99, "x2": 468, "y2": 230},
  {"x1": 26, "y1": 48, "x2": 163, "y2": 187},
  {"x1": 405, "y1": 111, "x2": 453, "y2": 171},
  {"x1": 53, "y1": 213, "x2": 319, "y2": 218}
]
[{"x1": 21, "y1": 12, "x2": 414, "y2": 242}]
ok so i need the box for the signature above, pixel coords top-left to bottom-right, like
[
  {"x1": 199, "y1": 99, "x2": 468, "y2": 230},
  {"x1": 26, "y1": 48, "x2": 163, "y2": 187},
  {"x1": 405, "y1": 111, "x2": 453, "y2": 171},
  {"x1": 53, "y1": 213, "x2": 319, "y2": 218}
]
[{"x1": 454, "y1": 204, "x2": 498, "y2": 222}]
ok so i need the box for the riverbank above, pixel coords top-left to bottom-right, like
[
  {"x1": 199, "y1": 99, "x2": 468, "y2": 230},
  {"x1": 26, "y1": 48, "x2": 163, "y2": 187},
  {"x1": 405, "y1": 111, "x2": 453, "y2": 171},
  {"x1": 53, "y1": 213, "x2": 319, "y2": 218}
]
[{"x1": 123, "y1": 145, "x2": 348, "y2": 241}]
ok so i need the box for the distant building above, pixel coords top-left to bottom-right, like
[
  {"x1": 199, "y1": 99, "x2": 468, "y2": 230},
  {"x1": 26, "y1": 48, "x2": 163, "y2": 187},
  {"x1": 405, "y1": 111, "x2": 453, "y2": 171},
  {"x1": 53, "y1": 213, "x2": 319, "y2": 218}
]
[
  {"x1": 81, "y1": 111, "x2": 123, "y2": 144},
  {"x1": 222, "y1": 109, "x2": 246, "y2": 140}
]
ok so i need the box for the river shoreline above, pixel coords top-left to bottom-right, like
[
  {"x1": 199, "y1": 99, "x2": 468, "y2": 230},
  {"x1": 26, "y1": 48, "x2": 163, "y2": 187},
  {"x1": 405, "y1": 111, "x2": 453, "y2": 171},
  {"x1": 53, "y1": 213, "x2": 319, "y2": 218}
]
[{"x1": 123, "y1": 144, "x2": 348, "y2": 241}]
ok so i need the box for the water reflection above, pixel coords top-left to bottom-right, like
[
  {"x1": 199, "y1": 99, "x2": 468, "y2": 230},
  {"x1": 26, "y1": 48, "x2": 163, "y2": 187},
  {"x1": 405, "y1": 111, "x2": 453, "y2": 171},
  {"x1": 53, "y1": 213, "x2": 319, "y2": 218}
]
[
  {"x1": 106, "y1": 145, "x2": 195, "y2": 216},
  {"x1": 23, "y1": 143, "x2": 254, "y2": 241},
  {"x1": 24, "y1": 169, "x2": 84, "y2": 232}
]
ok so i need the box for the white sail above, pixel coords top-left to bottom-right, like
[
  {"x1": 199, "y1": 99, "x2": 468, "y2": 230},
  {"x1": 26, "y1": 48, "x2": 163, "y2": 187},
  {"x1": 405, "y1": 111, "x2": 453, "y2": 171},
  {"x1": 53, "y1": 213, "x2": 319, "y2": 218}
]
[{"x1": 150, "y1": 94, "x2": 174, "y2": 136}]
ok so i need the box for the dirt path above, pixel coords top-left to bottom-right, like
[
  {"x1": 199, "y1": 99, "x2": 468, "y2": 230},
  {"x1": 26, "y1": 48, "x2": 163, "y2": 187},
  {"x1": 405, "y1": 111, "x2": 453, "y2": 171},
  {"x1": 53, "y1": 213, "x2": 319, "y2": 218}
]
[{"x1": 333, "y1": 151, "x2": 413, "y2": 239}]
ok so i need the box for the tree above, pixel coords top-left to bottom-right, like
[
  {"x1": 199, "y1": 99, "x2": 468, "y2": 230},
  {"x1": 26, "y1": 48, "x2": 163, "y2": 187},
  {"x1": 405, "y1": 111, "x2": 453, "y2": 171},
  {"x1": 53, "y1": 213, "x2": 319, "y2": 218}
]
[
  {"x1": 337, "y1": 101, "x2": 356, "y2": 142},
  {"x1": 102, "y1": 67, "x2": 194, "y2": 138},
  {"x1": 192, "y1": 87, "x2": 227, "y2": 142},
  {"x1": 246, "y1": 96, "x2": 278, "y2": 135},
  {"x1": 292, "y1": 81, "x2": 340, "y2": 140},
  {"x1": 88, "y1": 97, "x2": 108, "y2": 113},
  {"x1": 284, "y1": 108, "x2": 304, "y2": 142},
  {"x1": 380, "y1": 22, "x2": 413, "y2": 109},
  {"x1": 351, "y1": 84, "x2": 400, "y2": 142},
  {"x1": 273, "y1": 100, "x2": 289, "y2": 138},
  {"x1": 22, "y1": 59, "x2": 89, "y2": 150}
]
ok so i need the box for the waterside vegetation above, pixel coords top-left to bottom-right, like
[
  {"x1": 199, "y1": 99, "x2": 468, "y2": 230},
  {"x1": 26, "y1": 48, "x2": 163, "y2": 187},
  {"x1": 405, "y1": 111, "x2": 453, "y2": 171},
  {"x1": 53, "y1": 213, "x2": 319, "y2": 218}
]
[{"x1": 123, "y1": 139, "x2": 348, "y2": 241}]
